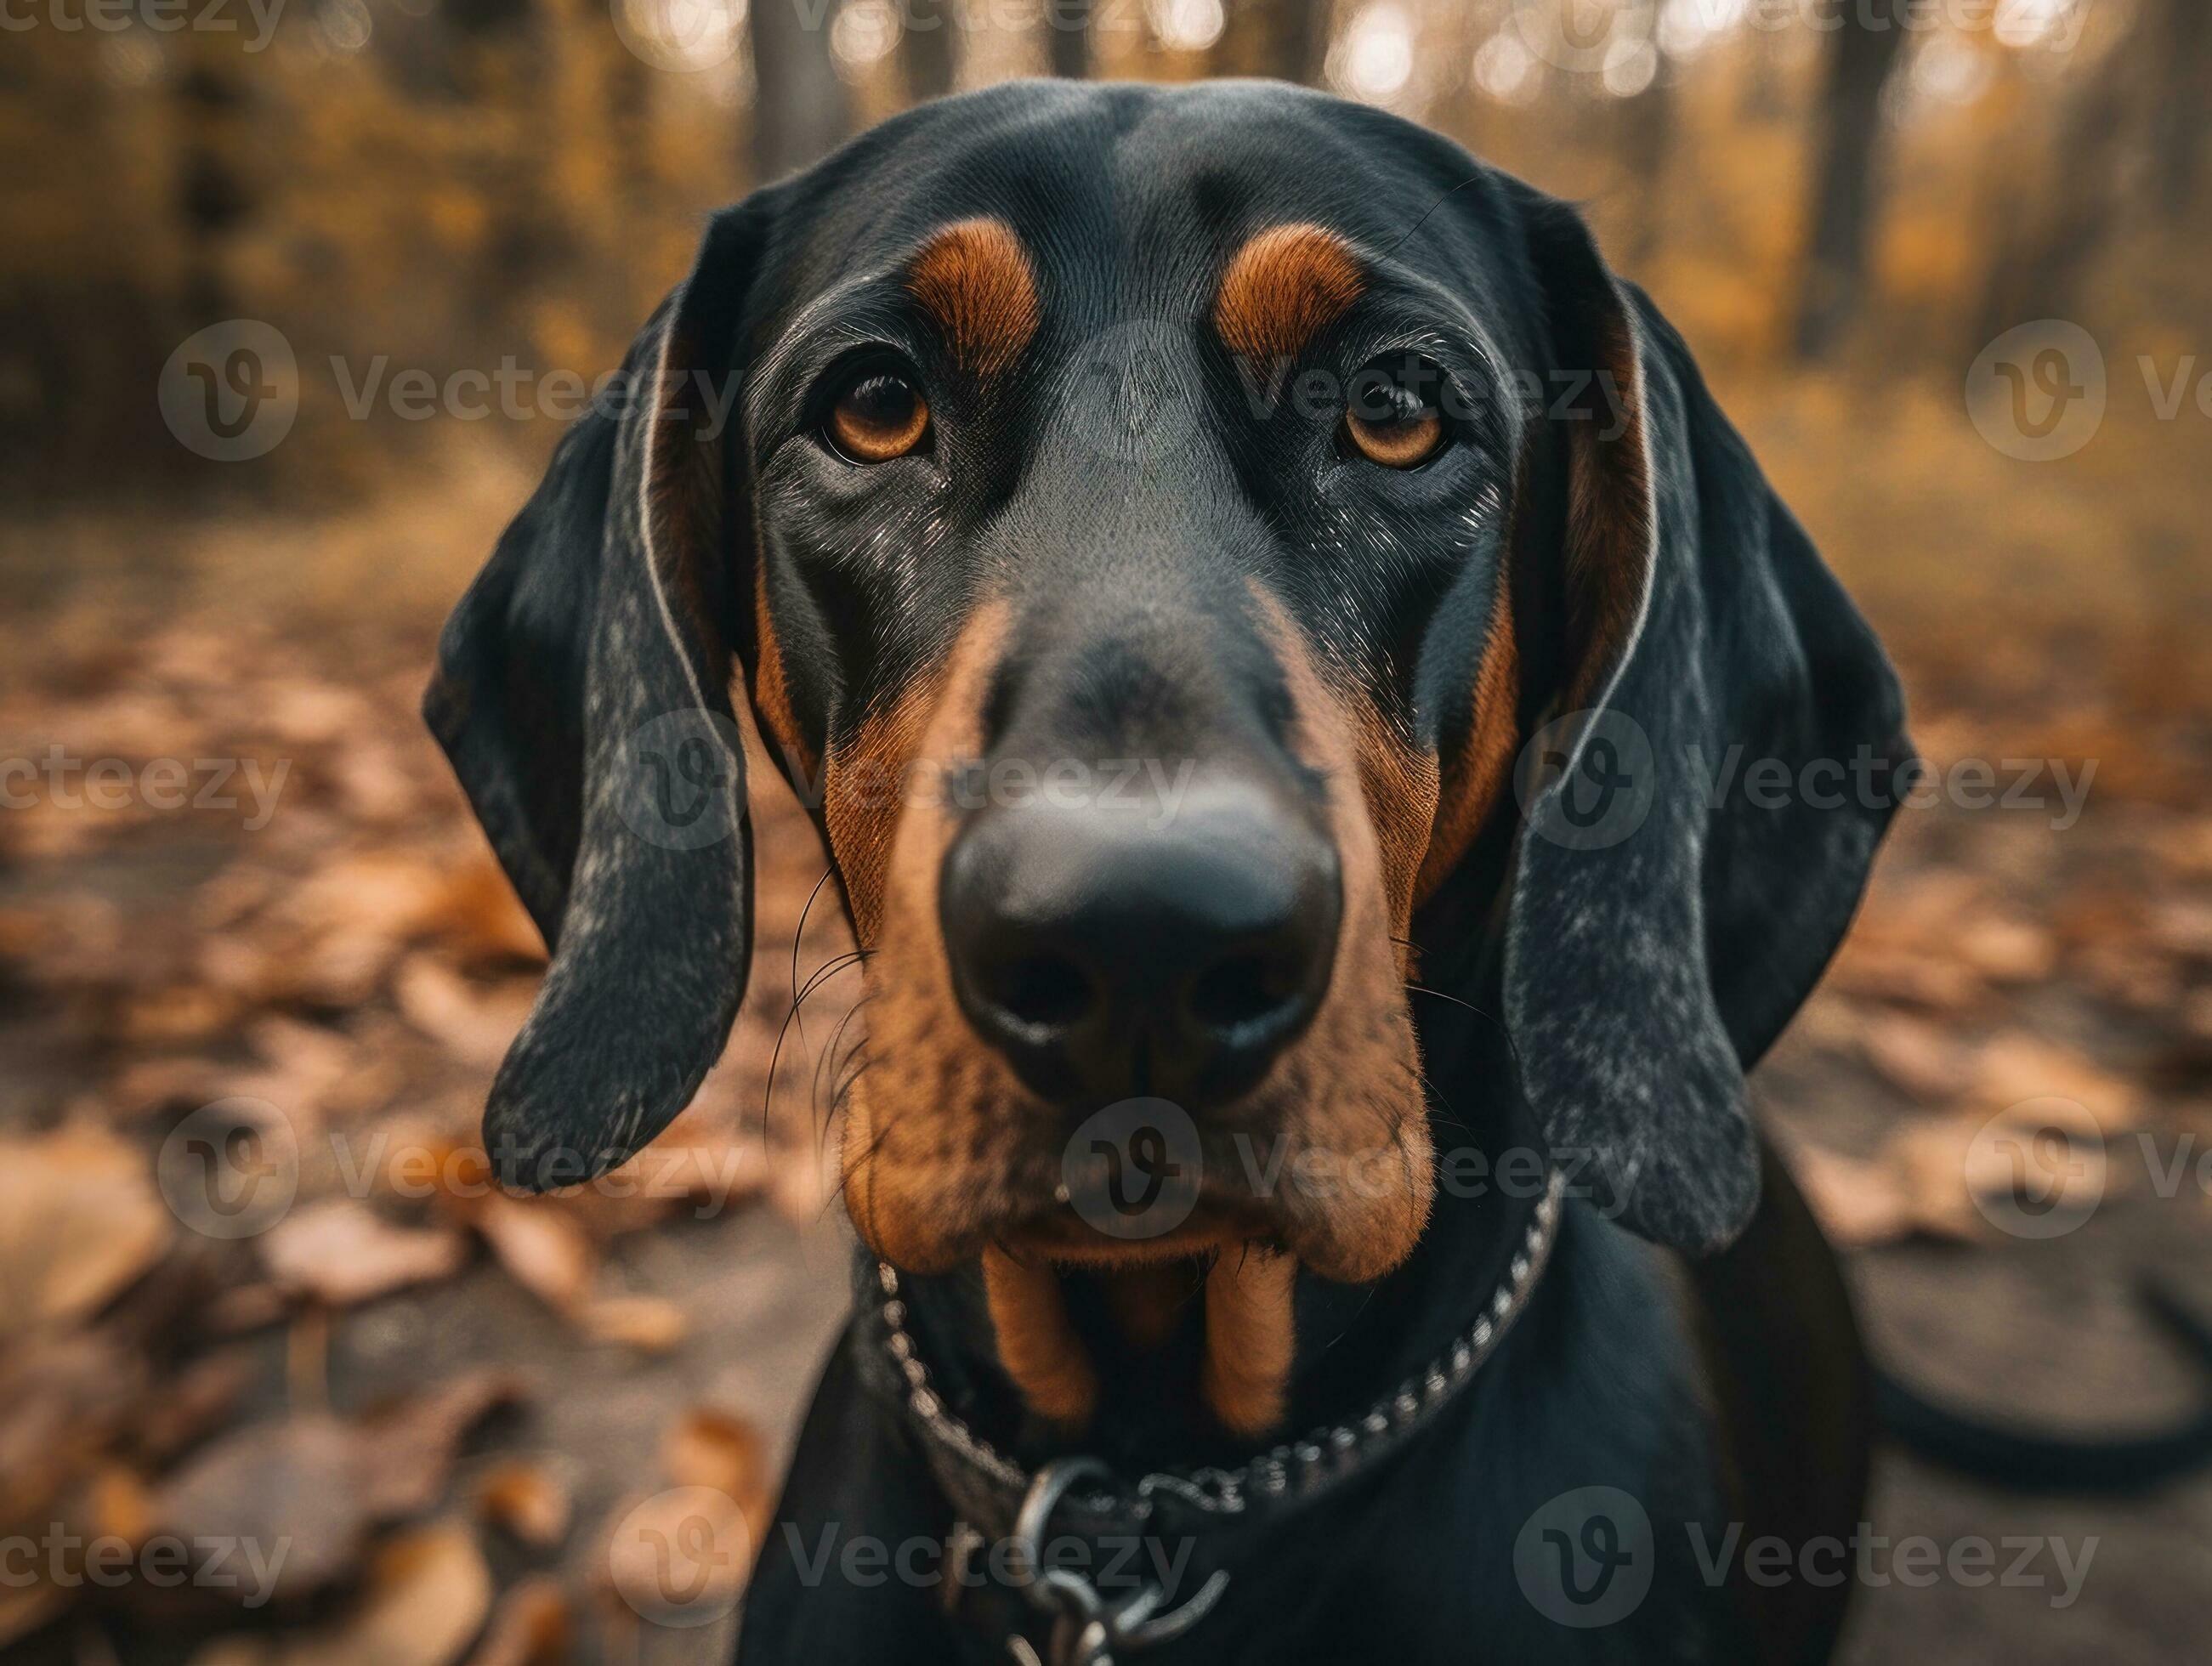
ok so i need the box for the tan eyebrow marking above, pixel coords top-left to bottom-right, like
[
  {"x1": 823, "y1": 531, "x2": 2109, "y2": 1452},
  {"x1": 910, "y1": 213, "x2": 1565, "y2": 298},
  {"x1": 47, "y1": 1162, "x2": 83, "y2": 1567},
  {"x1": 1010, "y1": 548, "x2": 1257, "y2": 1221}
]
[
  {"x1": 905, "y1": 217, "x2": 1041, "y2": 378},
  {"x1": 1214, "y1": 223, "x2": 1364, "y2": 366}
]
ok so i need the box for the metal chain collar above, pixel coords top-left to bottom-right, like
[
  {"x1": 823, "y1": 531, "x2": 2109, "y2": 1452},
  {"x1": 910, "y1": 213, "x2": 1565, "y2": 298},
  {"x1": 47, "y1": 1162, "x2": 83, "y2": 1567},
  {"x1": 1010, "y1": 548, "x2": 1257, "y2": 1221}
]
[{"x1": 873, "y1": 1171, "x2": 1567, "y2": 1663}]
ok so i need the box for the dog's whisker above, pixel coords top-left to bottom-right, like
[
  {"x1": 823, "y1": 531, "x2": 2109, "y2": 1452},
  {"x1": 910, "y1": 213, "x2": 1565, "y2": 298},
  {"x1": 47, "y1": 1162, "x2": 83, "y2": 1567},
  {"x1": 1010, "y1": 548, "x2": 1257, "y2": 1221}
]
[{"x1": 788, "y1": 864, "x2": 839, "y2": 1053}]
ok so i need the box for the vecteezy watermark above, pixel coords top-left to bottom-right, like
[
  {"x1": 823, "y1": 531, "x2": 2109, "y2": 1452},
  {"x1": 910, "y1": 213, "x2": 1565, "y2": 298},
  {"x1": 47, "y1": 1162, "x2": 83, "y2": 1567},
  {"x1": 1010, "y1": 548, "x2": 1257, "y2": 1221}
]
[
  {"x1": 608, "y1": 1487, "x2": 753, "y2": 1626},
  {"x1": 1513, "y1": 1488, "x2": 2098, "y2": 1624},
  {"x1": 776, "y1": 1520, "x2": 1197, "y2": 1599},
  {"x1": 1512, "y1": 712, "x2": 2098, "y2": 852},
  {"x1": 1058, "y1": 1118, "x2": 1625, "y2": 1244},
  {"x1": 1681, "y1": 1522, "x2": 2096, "y2": 1610},
  {"x1": 608, "y1": 0, "x2": 1154, "y2": 72},
  {"x1": 1514, "y1": 708, "x2": 1659, "y2": 852},
  {"x1": 612, "y1": 706, "x2": 1207, "y2": 851},
  {"x1": 1063, "y1": 1097, "x2": 1205, "y2": 1240},
  {"x1": 158, "y1": 322, "x2": 743, "y2": 462},
  {"x1": 1514, "y1": 1487, "x2": 1656, "y2": 1628},
  {"x1": 157, "y1": 1102, "x2": 774, "y2": 1240},
  {"x1": 1, "y1": 747, "x2": 291, "y2": 830},
  {"x1": 1505, "y1": 0, "x2": 2090, "y2": 78},
  {"x1": 159, "y1": 320, "x2": 299, "y2": 462},
  {"x1": 608, "y1": 1498, "x2": 1200, "y2": 1624},
  {"x1": 1966, "y1": 1097, "x2": 2105, "y2": 1239},
  {"x1": 0, "y1": 0, "x2": 285, "y2": 48},
  {"x1": 326, "y1": 354, "x2": 739, "y2": 434},
  {"x1": 1966, "y1": 320, "x2": 2108, "y2": 462},
  {"x1": 0, "y1": 1526, "x2": 291, "y2": 1607},
  {"x1": 1967, "y1": 324, "x2": 2212, "y2": 462},
  {"x1": 1967, "y1": 1108, "x2": 2212, "y2": 1240},
  {"x1": 158, "y1": 1097, "x2": 302, "y2": 1240}
]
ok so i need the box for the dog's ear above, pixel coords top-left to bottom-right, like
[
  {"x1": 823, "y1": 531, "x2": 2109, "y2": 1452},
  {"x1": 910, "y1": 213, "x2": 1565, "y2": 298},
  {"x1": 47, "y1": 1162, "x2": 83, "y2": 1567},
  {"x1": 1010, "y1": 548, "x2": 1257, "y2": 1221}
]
[
  {"x1": 1495, "y1": 196, "x2": 1911, "y2": 1251},
  {"x1": 423, "y1": 202, "x2": 768, "y2": 1190}
]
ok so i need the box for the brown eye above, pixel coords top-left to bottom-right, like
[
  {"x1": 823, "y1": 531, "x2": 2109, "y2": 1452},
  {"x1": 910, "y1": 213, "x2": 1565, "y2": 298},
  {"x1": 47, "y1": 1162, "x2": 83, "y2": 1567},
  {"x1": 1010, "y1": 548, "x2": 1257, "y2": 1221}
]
[
  {"x1": 828, "y1": 370, "x2": 929, "y2": 462},
  {"x1": 1342, "y1": 366, "x2": 1446, "y2": 468}
]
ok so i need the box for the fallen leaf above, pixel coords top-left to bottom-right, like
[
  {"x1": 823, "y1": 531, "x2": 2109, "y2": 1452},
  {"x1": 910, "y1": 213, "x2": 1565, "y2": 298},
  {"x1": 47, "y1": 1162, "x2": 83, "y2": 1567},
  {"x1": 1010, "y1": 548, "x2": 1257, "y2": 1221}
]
[
  {"x1": 148, "y1": 1372, "x2": 525, "y2": 1605},
  {"x1": 1789, "y1": 1142, "x2": 1921, "y2": 1249},
  {"x1": 150, "y1": 1416, "x2": 366, "y2": 1601},
  {"x1": 354, "y1": 1370, "x2": 530, "y2": 1520},
  {"x1": 474, "y1": 1460, "x2": 570, "y2": 1550},
  {"x1": 1952, "y1": 914, "x2": 2057, "y2": 983},
  {"x1": 661, "y1": 1407, "x2": 768, "y2": 1503},
  {"x1": 1823, "y1": 944, "x2": 1983, "y2": 1012},
  {"x1": 302, "y1": 1522, "x2": 491, "y2": 1666},
  {"x1": 261, "y1": 1201, "x2": 470, "y2": 1308},
  {"x1": 426, "y1": 855, "x2": 547, "y2": 968},
  {"x1": 471, "y1": 1194, "x2": 595, "y2": 1314},
  {"x1": 465, "y1": 1576, "x2": 569, "y2": 1666},
  {"x1": 392, "y1": 958, "x2": 532, "y2": 1070},
  {"x1": 190, "y1": 1522, "x2": 493, "y2": 1666},
  {"x1": 1969, "y1": 1032, "x2": 2142, "y2": 1127},
  {"x1": 1858, "y1": 1012, "x2": 1975, "y2": 1103},
  {"x1": 597, "y1": 1485, "x2": 752, "y2": 1630},
  {"x1": 133, "y1": 1350, "x2": 256, "y2": 1465},
  {"x1": 581, "y1": 1295, "x2": 689, "y2": 1354},
  {"x1": 0, "y1": 1124, "x2": 173, "y2": 1341}
]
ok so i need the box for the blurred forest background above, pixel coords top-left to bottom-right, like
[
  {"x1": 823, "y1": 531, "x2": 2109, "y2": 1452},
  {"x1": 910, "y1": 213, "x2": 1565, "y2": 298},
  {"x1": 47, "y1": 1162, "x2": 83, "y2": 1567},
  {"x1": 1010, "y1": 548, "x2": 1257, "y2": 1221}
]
[{"x1": 3, "y1": 0, "x2": 2211, "y2": 1661}]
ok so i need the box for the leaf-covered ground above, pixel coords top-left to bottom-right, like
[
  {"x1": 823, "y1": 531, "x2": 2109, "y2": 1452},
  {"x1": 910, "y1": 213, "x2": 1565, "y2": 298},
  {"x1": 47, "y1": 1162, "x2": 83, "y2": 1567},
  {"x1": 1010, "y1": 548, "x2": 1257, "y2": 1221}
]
[{"x1": 3, "y1": 388, "x2": 2208, "y2": 1660}]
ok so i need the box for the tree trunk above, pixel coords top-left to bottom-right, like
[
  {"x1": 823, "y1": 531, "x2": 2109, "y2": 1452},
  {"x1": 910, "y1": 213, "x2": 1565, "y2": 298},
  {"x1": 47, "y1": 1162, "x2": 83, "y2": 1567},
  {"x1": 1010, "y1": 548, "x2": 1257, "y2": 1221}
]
[
  {"x1": 1044, "y1": 0, "x2": 1091, "y2": 79},
  {"x1": 1616, "y1": 69, "x2": 1671, "y2": 272},
  {"x1": 1793, "y1": 1, "x2": 1910, "y2": 360},
  {"x1": 752, "y1": 0, "x2": 849, "y2": 183},
  {"x1": 2147, "y1": 0, "x2": 2210, "y2": 217},
  {"x1": 1211, "y1": 0, "x2": 1330, "y2": 86},
  {"x1": 175, "y1": 32, "x2": 253, "y2": 324},
  {"x1": 905, "y1": 0, "x2": 960, "y2": 103}
]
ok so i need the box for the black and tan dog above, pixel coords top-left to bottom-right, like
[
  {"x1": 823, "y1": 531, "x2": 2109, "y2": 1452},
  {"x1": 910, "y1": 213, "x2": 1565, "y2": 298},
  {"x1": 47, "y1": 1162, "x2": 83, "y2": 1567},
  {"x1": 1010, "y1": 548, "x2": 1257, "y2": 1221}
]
[{"x1": 428, "y1": 80, "x2": 1999, "y2": 1663}]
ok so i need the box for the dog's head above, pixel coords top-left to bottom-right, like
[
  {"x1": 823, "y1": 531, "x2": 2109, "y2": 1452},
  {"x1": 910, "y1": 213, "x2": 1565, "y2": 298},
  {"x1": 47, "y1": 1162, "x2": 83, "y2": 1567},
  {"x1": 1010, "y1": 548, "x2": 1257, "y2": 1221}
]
[{"x1": 428, "y1": 82, "x2": 1906, "y2": 1435}]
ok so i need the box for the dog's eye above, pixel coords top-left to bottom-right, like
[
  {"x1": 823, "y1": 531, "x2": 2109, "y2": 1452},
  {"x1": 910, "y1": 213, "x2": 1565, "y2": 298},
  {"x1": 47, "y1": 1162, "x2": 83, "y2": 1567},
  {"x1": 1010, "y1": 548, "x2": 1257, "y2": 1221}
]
[
  {"x1": 826, "y1": 368, "x2": 929, "y2": 463},
  {"x1": 1341, "y1": 366, "x2": 1444, "y2": 469}
]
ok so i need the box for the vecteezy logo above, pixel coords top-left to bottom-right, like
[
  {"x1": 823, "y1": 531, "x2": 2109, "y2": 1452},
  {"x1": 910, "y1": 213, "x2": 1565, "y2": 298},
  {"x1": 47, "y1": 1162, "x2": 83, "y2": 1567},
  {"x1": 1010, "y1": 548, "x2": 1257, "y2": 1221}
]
[
  {"x1": 1513, "y1": 1486, "x2": 1653, "y2": 1629},
  {"x1": 607, "y1": 1487, "x2": 752, "y2": 1627},
  {"x1": 1063, "y1": 1097, "x2": 1204, "y2": 1240},
  {"x1": 157, "y1": 1097, "x2": 300, "y2": 1239},
  {"x1": 1065, "y1": 320, "x2": 1203, "y2": 467},
  {"x1": 609, "y1": 0, "x2": 741, "y2": 74},
  {"x1": 1515, "y1": 707, "x2": 1656, "y2": 852},
  {"x1": 1965, "y1": 320, "x2": 2107, "y2": 462},
  {"x1": 159, "y1": 320, "x2": 298, "y2": 462},
  {"x1": 616, "y1": 709, "x2": 747, "y2": 850},
  {"x1": 1506, "y1": 0, "x2": 1655, "y2": 75},
  {"x1": 1968, "y1": 1098, "x2": 2104, "y2": 1239}
]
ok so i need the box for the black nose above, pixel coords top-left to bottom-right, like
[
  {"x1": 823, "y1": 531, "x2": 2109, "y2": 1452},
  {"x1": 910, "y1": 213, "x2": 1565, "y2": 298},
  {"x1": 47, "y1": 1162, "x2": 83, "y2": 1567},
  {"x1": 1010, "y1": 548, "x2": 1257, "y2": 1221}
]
[{"x1": 939, "y1": 773, "x2": 1341, "y2": 1108}]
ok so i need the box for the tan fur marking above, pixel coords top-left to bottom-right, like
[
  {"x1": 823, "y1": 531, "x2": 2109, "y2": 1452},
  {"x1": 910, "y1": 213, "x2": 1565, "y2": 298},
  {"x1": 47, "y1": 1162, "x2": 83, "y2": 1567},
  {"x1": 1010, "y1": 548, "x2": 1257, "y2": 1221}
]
[
  {"x1": 1214, "y1": 224, "x2": 1364, "y2": 367},
  {"x1": 906, "y1": 218, "x2": 1041, "y2": 378},
  {"x1": 822, "y1": 670, "x2": 943, "y2": 948},
  {"x1": 1201, "y1": 1250, "x2": 1300, "y2": 1436},
  {"x1": 1246, "y1": 586, "x2": 1435, "y2": 1287},
  {"x1": 983, "y1": 1247, "x2": 1097, "y2": 1426},
  {"x1": 750, "y1": 562, "x2": 816, "y2": 784},
  {"x1": 840, "y1": 604, "x2": 1035, "y2": 1273},
  {"x1": 1414, "y1": 559, "x2": 1521, "y2": 906},
  {"x1": 1562, "y1": 311, "x2": 1651, "y2": 711},
  {"x1": 1347, "y1": 699, "x2": 1442, "y2": 939}
]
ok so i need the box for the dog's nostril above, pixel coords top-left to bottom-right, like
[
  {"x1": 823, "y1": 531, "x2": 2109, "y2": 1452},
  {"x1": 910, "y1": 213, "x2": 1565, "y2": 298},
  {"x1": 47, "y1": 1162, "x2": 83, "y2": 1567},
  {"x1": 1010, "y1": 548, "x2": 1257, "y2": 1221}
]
[
  {"x1": 990, "y1": 954, "x2": 1092, "y2": 1031},
  {"x1": 1188, "y1": 954, "x2": 1281, "y2": 1034}
]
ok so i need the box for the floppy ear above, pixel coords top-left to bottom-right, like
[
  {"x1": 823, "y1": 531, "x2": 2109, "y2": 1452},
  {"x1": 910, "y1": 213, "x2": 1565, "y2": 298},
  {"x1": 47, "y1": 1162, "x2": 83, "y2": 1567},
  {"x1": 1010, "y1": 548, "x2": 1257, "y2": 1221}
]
[
  {"x1": 423, "y1": 203, "x2": 767, "y2": 1190},
  {"x1": 1498, "y1": 196, "x2": 1911, "y2": 1252}
]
